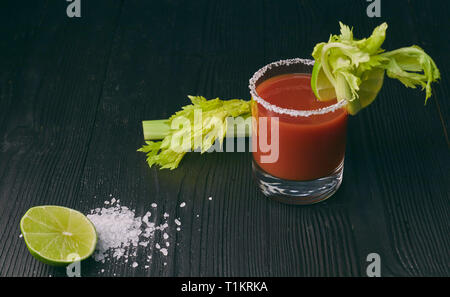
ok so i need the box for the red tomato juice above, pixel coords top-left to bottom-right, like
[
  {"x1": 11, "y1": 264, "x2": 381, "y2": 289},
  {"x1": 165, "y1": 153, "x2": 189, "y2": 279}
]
[{"x1": 252, "y1": 73, "x2": 348, "y2": 181}]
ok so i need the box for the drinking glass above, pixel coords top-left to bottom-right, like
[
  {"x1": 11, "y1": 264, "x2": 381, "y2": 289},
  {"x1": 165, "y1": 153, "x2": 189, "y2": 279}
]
[{"x1": 249, "y1": 58, "x2": 348, "y2": 205}]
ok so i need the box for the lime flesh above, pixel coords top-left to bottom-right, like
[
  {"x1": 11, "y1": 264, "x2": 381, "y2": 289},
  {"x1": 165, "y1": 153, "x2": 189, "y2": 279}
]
[
  {"x1": 311, "y1": 61, "x2": 385, "y2": 114},
  {"x1": 311, "y1": 62, "x2": 337, "y2": 101},
  {"x1": 20, "y1": 205, "x2": 97, "y2": 266}
]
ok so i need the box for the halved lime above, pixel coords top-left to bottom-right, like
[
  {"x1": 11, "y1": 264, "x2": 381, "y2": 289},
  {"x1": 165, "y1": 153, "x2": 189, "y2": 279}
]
[
  {"x1": 311, "y1": 61, "x2": 336, "y2": 101},
  {"x1": 311, "y1": 61, "x2": 385, "y2": 114},
  {"x1": 355, "y1": 67, "x2": 385, "y2": 108},
  {"x1": 20, "y1": 205, "x2": 97, "y2": 266}
]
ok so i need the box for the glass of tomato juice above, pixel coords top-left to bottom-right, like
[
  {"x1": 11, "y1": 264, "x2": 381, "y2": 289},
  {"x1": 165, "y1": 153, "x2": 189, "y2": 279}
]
[{"x1": 249, "y1": 58, "x2": 348, "y2": 205}]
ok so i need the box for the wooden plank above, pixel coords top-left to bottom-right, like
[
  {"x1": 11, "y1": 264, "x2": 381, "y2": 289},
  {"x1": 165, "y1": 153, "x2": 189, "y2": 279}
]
[
  {"x1": 405, "y1": 0, "x2": 449, "y2": 146},
  {"x1": 66, "y1": 0, "x2": 212, "y2": 277},
  {"x1": 342, "y1": 0, "x2": 450, "y2": 276},
  {"x1": 0, "y1": 1, "x2": 123, "y2": 276}
]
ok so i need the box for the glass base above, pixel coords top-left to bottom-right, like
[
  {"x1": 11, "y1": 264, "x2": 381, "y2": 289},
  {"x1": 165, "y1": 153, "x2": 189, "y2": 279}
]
[{"x1": 252, "y1": 160, "x2": 344, "y2": 205}]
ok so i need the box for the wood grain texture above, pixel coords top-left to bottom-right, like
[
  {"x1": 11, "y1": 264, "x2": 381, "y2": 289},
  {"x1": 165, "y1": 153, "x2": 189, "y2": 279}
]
[
  {"x1": 0, "y1": 0, "x2": 448, "y2": 277},
  {"x1": 0, "y1": 0, "x2": 123, "y2": 276},
  {"x1": 406, "y1": 0, "x2": 450, "y2": 147}
]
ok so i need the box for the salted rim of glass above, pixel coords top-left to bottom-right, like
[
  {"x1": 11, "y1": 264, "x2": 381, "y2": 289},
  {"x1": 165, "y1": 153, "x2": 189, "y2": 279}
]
[{"x1": 249, "y1": 58, "x2": 347, "y2": 117}]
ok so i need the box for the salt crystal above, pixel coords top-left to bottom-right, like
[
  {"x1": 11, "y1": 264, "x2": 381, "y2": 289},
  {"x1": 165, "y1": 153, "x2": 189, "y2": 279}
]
[
  {"x1": 179, "y1": 202, "x2": 186, "y2": 208},
  {"x1": 139, "y1": 241, "x2": 149, "y2": 247},
  {"x1": 208, "y1": 197, "x2": 212, "y2": 200},
  {"x1": 249, "y1": 58, "x2": 346, "y2": 118},
  {"x1": 142, "y1": 212, "x2": 151, "y2": 225},
  {"x1": 143, "y1": 224, "x2": 155, "y2": 238},
  {"x1": 87, "y1": 201, "x2": 147, "y2": 263},
  {"x1": 176, "y1": 227, "x2": 181, "y2": 231},
  {"x1": 86, "y1": 195, "x2": 175, "y2": 267},
  {"x1": 156, "y1": 223, "x2": 168, "y2": 231}
]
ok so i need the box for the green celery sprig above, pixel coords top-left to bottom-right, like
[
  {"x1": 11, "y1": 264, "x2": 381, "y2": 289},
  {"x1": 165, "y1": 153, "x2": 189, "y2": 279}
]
[
  {"x1": 312, "y1": 22, "x2": 440, "y2": 114},
  {"x1": 138, "y1": 96, "x2": 251, "y2": 169}
]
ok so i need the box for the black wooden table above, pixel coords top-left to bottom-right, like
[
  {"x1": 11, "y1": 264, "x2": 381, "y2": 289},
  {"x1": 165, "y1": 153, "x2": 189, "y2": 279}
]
[{"x1": 0, "y1": 0, "x2": 448, "y2": 277}]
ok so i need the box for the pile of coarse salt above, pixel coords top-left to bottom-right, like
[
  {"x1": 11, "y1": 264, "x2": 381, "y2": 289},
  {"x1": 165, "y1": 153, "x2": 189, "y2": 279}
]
[{"x1": 86, "y1": 197, "x2": 174, "y2": 266}]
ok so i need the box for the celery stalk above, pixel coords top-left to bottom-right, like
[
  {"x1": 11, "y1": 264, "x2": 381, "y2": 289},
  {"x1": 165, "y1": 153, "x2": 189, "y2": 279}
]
[
  {"x1": 139, "y1": 96, "x2": 252, "y2": 169},
  {"x1": 142, "y1": 119, "x2": 171, "y2": 140},
  {"x1": 142, "y1": 116, "x2": 252, "y2": 140}
]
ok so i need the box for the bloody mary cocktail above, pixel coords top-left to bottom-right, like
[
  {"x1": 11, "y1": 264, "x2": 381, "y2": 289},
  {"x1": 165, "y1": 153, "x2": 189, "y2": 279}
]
[
  {"x1": 253, "y1": 73, "x2": 347, "y2": 181},
  {"x1": 249, "y1": 58, "x2": 347, "y2": 204}
]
